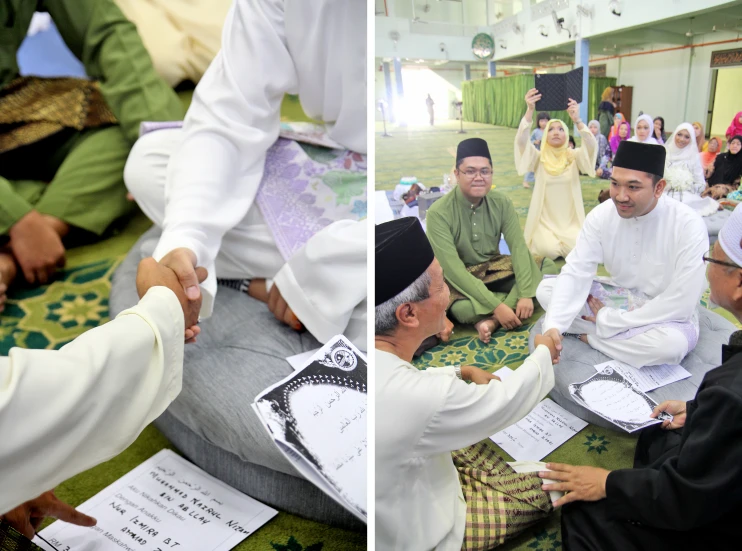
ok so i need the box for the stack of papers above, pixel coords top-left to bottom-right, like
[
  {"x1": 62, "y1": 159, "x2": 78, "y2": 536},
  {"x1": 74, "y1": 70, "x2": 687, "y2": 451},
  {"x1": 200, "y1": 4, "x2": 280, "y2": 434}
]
[{"x1": 254, "y1": 335, "x2": 367, "y2": 522}]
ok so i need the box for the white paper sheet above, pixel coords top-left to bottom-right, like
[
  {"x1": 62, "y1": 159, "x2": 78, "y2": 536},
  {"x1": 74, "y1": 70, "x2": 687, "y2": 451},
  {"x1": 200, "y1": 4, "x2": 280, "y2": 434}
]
[
  {"x1": 508, "y1": 461, "x2": 564, "y2": 504},
  {"x1": 254, "y1": 335, "x2": 367, "y2": 521},
  {"x1": 594, "y1": 360, "x2": 691, "y2": 393},
  {"x1": 34, "y1": 450, "x2": 276, "y2": 551},
  {"x1": 569, "y1": 368, "x2": 672, "y2": 433},
  {"x1": 491, "y1": 399, "x2": 588, "y2": 461},
  {"x1": 286, "y1": 348, "x2": 321, "y2": 371}
]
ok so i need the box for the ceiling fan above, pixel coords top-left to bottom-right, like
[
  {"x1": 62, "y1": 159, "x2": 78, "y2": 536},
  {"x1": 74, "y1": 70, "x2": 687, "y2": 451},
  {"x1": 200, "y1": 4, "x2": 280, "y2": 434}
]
[{"x1": 684, "y1": 17, "x2": 704, "y2": 37}]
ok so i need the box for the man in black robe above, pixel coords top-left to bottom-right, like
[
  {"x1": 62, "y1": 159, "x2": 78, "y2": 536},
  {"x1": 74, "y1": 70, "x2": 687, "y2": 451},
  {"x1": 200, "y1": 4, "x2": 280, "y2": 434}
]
[{"x1": 538, "y1": 190, "x2": 742, "y2": 551}]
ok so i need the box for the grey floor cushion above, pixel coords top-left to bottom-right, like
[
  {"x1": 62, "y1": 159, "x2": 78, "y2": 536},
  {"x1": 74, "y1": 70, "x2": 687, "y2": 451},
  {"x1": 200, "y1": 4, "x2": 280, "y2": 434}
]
[
  {"x1": 528, "y1": 309, "x2": 736, "y2": 430},
  {"x1": 110, "y1": 226, "x2": 364, "y2": 530},
  {"x1": 705, "y1": 209, "x2": 731, "y2": 244}
]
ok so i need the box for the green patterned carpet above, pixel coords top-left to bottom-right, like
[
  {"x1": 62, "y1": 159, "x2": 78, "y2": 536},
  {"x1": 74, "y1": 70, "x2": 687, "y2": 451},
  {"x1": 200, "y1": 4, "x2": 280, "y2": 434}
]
[{"x1": 376, "y1": 120, "x2": 738, "y2": 550}]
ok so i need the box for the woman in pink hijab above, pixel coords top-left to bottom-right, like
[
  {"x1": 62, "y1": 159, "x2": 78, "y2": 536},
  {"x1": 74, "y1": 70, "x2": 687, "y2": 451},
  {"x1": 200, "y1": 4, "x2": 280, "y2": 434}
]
[
  {"x1": 726, "y1": 112, "x2": 742, "y2": 141},
  {"x1": 609, "y1": 120, "x2": 630, "y2": 154}
]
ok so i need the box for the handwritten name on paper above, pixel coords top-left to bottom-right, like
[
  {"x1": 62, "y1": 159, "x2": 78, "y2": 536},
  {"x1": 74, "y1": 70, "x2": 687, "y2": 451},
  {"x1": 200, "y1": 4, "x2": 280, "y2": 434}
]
[{"x1": 36, "y1": 450, "x2": 276, "y2": 551}]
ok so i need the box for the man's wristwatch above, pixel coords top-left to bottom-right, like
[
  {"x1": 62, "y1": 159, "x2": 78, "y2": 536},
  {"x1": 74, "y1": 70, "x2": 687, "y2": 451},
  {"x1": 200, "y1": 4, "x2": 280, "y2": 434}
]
[{"x1": 454, "y1": 366, "x2": 463, "y2": 380}]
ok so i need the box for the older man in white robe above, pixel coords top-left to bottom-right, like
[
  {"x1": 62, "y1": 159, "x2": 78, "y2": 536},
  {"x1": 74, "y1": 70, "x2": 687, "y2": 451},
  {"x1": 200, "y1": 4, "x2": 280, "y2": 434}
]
[
  {"x1": 538, "y1": 140, "x2": 708, "y2": 370},
  {"x1": 376, "y1": 217, "x2": 560, "y2": 551},
  {"x1": 0, "y1": 259, "x2": 206, "y2": 537}
]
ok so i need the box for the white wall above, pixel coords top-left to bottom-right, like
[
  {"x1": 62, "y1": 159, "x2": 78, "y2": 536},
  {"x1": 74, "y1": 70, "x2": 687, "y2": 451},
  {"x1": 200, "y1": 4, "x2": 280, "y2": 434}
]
[
  {"x1": 710, "y1": 66, "x2": 742, "y2": 137},
  {"x1": 605, "y1": 32, "x2": 742, "y2": 131},
  {"x1": 491, "y1": 0, "x2": 738, "y2": 61}
]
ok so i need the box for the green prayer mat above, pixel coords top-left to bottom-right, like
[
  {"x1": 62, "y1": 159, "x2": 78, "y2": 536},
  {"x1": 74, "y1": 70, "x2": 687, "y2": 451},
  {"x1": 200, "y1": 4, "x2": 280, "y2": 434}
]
[{"x1": 377, "y1": 120, "x2": 740, "y2": 550}]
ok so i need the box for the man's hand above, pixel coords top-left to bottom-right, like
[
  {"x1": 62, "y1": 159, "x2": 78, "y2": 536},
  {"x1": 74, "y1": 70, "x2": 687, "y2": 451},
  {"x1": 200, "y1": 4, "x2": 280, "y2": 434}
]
[
  {"x1": 494, "y1": 303, "x2": 522, "y2": 330},
  {"x1": 651, "y1": 400, "x2": 687, "y2": 430},
  {"x1": 0, "y1": 490, "x2": 96, "y2": 539},
  {"x1": 567, "y1": 98, "x2": 582, "y2": 125},
  {"x1": 136, "y1": 258, "x2": 208, "y2": 342},
  {"x1": 437, "y1": 316, "x2": 455, "y2": 342},
  {"x1": 158, "y1": 248, "x2": 202, "y2": 301},
  {"x1": 268, "y1": 284, "x2": 303, "y2": 331},
  {"x1": 534, "y1": 334, "x2": 560, "y2": 365},
  {"x1": 461, "y1": 365, "x2": 500, "y2": 385},
  {"x1": 9, "y1": 210, "x2": 66, "y2": 285},
  {"x1": 582, "y1": 295, "x2": 605, "y2": 323},
  {"x1": 515, "y1": 298, "x2": 534, "y2": 320},
  {"x1": 539, "y1": 463, "x2": 610, "y2": 507},
  {"x1": 542, "y1": 328, "x2": 563, "y2": 356}
]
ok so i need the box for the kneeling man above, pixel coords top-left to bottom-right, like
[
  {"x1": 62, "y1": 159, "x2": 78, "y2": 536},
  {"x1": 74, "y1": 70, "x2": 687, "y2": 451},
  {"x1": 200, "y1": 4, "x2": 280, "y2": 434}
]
[
  {"x1": 538, "y1": 204, "x2": 742, "y2": 551},
  {"x1": 427, "y1": 138, "x2": 558, "y2": 344},
  {"x1": 538, "y1": 140, "x2": 708, "y2": 368},
  {"x1": 375, "y1": 217, "x2": 559, "y2": 551}
]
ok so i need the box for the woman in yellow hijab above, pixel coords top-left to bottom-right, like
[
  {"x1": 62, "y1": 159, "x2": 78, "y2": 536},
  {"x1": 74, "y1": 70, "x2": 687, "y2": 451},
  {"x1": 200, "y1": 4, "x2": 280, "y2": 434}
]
[{"x1": 515, "y1": 89, "x2": 598, "y2": 259}]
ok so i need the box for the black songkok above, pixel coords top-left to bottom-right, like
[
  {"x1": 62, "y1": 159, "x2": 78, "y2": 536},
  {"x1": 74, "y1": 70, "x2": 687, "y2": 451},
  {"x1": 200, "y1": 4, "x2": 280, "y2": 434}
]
[
  {"x1": 612, "y1": 140, "x2": 666, "y2": 178},
  {"x1": 376, "y1": 218, "x2": 434, "y2": 306},
  {"x1": 456, "y1": 138, "x2": 492, "y2": 166}
]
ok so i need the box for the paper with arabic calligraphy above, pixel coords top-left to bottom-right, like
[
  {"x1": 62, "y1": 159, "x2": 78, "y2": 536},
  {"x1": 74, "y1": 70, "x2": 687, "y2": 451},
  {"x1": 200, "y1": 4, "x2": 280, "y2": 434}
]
[
  {"x1": 34, "y1": 449, "x2": 276, "y2": 551},
  {"x1": 253, "y1": 335, "x2": 367, "y2": 521}
]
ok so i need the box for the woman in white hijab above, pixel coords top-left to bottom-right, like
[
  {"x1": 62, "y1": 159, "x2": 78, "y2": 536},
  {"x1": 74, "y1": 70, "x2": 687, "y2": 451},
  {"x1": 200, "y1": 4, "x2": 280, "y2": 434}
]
[
  {"x1": 628, "y1": 114, "x2": 660, "y2": 144},
  {"x1": 664, "y1": 122, "x2": 719, "y2": 216}
]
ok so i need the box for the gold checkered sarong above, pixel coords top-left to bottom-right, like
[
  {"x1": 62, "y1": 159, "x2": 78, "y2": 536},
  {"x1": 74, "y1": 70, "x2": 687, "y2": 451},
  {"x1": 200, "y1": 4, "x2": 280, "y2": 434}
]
[
  {"x1": 0, "y1": 76, "x2": 117, "y2": 154},
  {"x1": 0, "y1": 521, "x2": 43, "y2": 551},
  {"x1": 447, "y1": 255, "x2": 545, "y2": 309},
  {"x1": 453, "y1": 442, "x2": 552, "y2": 551}
]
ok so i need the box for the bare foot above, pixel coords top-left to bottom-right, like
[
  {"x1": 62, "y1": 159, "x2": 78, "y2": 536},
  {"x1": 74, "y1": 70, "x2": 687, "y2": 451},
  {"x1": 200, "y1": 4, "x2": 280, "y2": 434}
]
[
  {"x1": 474, "y1": 317, "x2": 500, "y2": 344},
  {"x1": 0, "y1": 252, "x2": 18, "y2": 313},
  {"x1": 522, "y1": 182, "x2": 531, "y2": 189}
]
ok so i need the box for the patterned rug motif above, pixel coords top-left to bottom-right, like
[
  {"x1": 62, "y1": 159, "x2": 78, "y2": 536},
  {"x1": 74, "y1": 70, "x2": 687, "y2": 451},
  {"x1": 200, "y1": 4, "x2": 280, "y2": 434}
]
[{"x1": 377, "y1": 120, "x2": 735, "y2": 550}]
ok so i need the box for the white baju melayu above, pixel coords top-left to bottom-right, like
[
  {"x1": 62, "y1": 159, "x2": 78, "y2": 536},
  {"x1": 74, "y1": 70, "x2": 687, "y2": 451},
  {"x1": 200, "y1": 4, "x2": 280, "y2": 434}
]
[
  {"x1": 663, "y1": 122, "x2": 720, "y2": 217},
  {"x1": 123, "y1": 0, "x2": 367, "y2": 349},
  {"x1": 537, "y1": 196, "x2": 709, "y2": 368},
  {"x1": 375, "y1": 346, "x2": 554, "y2": 551},
  {"x1": 0, "y1": 287, "x2": 184, "y2": 515}
]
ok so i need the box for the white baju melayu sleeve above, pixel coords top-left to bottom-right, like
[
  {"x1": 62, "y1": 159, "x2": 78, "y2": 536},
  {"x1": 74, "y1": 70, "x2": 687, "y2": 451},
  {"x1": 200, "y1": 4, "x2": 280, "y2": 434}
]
[
  {"x1": 153, "y1": 0, "x2": 298, "y2": 315},
  {"x1": 542, "y1": 208, "x2": 604, "y2": 334},
  {"x1": 150, "y1": 0, "x2": 367, "y2": 344},
  {"x1": 273, "y1": 220, "x2": 367, "y2": 351},
  {"x1": 0, "y1": 287, "x2": 184, "y2": 515},
  {"x1": 415, "y1": 346, "x2": 554, "y2": 454}
]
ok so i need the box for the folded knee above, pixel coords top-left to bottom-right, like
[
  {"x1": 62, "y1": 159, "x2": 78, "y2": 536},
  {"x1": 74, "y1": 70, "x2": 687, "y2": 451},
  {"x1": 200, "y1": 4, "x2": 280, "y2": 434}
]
[
  {"x1": 123, "y1": 133, "x2": 165, "y2": 199},
  {"x1": 536, "y1": 280, "x2": 553, "y2": 309}
]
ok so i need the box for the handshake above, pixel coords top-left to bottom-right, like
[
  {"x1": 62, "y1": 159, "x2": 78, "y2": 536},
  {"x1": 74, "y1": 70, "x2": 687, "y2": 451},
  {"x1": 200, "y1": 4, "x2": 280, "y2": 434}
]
[
  {"x1": 135, "y1": 255, "x2": 207, "y2": 343},
  {"x1": 134, "y1": 247, "x2": 305, "y2": 343}
]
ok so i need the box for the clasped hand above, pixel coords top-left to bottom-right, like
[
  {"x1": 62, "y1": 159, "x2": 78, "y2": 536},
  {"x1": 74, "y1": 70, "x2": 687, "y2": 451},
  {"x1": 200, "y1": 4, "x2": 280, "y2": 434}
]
[{"x1": 136, "y1": 250, "x2": 207, "y2": 343}]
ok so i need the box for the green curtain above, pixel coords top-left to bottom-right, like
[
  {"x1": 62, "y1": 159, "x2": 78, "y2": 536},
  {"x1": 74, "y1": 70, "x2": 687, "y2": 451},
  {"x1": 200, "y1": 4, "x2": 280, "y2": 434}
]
[{"x1": 462, "y1": 74, "x2": 617, "y2": 132}]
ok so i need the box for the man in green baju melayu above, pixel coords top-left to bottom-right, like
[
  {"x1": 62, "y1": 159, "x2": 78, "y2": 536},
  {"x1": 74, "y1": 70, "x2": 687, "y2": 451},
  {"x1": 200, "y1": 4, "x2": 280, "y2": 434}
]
[
  {"x1": 0, "y1": 0, "x2": 183, "y2": 311},
  {"x1": 426, "y1": 138, "x2": 558, "y2": 343}
]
